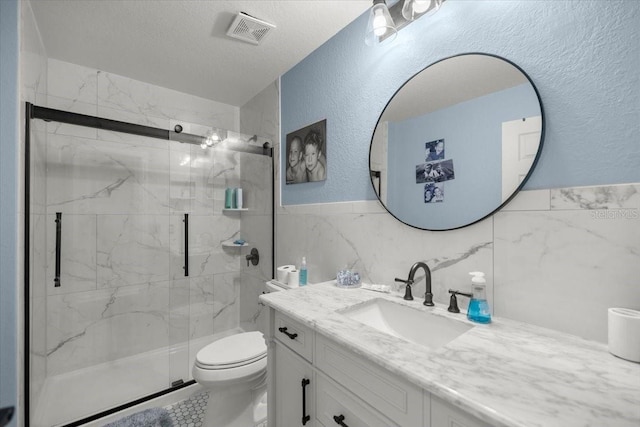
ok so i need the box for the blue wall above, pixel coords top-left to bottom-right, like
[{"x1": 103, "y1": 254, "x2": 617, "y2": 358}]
[
  {"x1": 281, "y1": 0, "x2": 640, "y2": 205},
  {"x1": 387, "y1": 84, "x2": 540, "y2": 229},
  {"x1": 0, "y1": 0, "x2": 19, "y2": 424}
]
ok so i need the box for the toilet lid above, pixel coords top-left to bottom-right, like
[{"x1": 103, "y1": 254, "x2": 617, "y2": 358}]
[{"x1": 196, "y1": 331, "x2": 267, "y2": 368}]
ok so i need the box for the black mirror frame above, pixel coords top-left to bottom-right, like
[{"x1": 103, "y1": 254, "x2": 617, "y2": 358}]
[{"x1": 369, "y1": 52, "x2": 546, "y2": 231}]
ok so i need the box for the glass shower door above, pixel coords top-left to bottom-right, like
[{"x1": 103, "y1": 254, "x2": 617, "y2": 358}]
[{"x1": 27, "y1": 113, "x2": 273, "y2": 426}]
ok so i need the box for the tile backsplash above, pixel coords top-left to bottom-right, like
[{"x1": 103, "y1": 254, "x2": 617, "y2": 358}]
[{"x1": 276, "y1": 183, "x2": 640, "y2": 343}]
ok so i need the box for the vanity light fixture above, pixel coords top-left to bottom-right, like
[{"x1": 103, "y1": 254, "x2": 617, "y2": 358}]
[
  {"x1": 364, "y1": 0, "x2": 397, "y2": 46},
  {"x1": 402, "y1": 0, "x2": 442, "y2": 21},
  {"x1": 366, "y1": 0, "x2": 445, "y2": 45}
]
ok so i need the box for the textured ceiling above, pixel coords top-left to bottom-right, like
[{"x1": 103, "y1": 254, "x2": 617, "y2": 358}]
[{"x1": 30, "y1": 0, "x2": 371, "y2": 107}]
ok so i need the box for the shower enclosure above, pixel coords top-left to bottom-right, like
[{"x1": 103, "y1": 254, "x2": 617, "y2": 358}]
[{"x1": 25, "y1": 104, "x2": 274, "y2": 426}]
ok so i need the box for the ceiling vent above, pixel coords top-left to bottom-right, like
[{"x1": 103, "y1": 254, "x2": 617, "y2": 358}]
[{"x1": 226, "y1": 12, "x2": 276, "y2": 45}]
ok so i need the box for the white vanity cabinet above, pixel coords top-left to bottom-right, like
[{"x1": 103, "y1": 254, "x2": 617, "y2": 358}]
[
  {"x1": 274, "y1": 342, "x2": 315, "y2": 427},
  {"x1": 267, "y1": 308, "x2": 492, "y2": 427}
]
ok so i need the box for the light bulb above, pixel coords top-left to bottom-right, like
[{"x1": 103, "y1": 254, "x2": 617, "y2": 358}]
[
  {"x1": 200, "y1": 142, "x2": 207, "y2": 149},
  {"x1": 373, "y1": 9, "x2": 387, "y2": 36},
  {"x1": 412, "y1": 0, "x2": 430, "y2": 13}
]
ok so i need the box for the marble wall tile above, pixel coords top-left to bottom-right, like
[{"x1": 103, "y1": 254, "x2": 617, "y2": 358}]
[
  {"x1": 46, "y1": 281, "x2": 171, "y2": 375},
  {"x1": 189, "y1": 145, "x2": 217, "y2": 215},
  {"x1": 47, "y1": 59, "x2": 97, "y2": 105},
  {"x1": 239, "y1": 273, "x2": 267, "y2": 333},
  {"x1": 170, "y1": 214, "x2": 241, "y2": 279},
  {"x1": 494, "y1": 209, "x2": 640, "y2": 342},
  {"x1": 169, "y1": 148, "x2": 193, "y2": 214},
  {"x1": 30, "y1": 295, "x2": 47, "y2": 411},
  {"x1": 241, "y1": 214, "x2": 273, "y2": 282},
  {"x1": 97, "y1": 215, "x2": 171, "y2": 288},
  {"x1": 213, "y1": 273, "x2": 240, "y2": 335},
  {"x1": 551, "y1": 183, "x2": 640, "y2": 210},
  {"x1": 30, "y1": 214, "x2": 47, "y2": 298},
  {"x1": 239, "y1": 80, "x2": 280, "y2": 144},
  {"x1": 46, "y1": 214, "x2": 97, "y2": 295},
  {"x1": 46, "y1": 134, "x2": 171, "y2": 215},
  {"x1": 209, "y1": 149, "x2": 241, "y2": 214},
  {"x1": 96, "y1": 70, "x2": 238, "y2": 131},
  {"x1": 30, "y1": 129, "x2": 47, "y2": 215},
  {"x1": 293, "y1": 211, "x2": 494, "y2": 310},
  {"x1": 20, "y1": 0, "x2": 47, "y2": 102},
  {"x1": 188, "y1": 273, "x2": 239, "y2": 340},
  {"x1": 239, "y1": 152, "x2": 273, "y2": 216},
  {"x1": 169, "y1": 278, "x2": 190, "y2": 383},
  {"x1": 189, "y1": 275, "x2": 215, "y2": 340}
]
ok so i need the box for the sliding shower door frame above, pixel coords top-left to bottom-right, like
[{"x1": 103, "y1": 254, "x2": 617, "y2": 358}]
[{"x1": 23, "y1": 102, "x2": 275, "y2": 427}]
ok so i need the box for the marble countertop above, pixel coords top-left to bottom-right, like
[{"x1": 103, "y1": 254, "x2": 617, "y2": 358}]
[{"x1": 259, "y1": 281, "x2": 640, "y2": 427}]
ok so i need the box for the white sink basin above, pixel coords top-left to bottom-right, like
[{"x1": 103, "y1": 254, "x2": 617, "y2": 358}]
[{"x1": 339, "y1": 298, "x2": 472, "y2": 350}]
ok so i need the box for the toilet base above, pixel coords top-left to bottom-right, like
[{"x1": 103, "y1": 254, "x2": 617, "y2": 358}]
[{"x1": 202, "y1": 383, "x2": 267, "y2": 427}]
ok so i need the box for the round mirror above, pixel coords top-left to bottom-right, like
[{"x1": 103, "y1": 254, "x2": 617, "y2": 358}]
[{"x1": 369, "y1": 53, "x2": 544, "y2": 231}]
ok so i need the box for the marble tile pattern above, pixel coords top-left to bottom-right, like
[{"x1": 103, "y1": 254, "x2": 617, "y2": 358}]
[
  {"x1": 238, "y1": 81, "x2": 278, "y2": 331},
  {"x1": 36, "y1": 59, "x2": 269, "y2": 376},
  {"x1": 260, "y1": 282, "x2": 640, "y2": 427},
  {"x1": 276, "y1": 183, "x2": 640, "y2": 343}
]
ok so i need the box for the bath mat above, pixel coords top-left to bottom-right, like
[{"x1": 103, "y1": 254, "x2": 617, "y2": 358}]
[{"x1": 103, "y1": 407, "x2": 173, "y2": 427}]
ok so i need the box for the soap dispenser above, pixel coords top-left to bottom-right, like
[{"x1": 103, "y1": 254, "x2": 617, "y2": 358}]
[{"x1": 467, "y1": 272, "x2": 491, "y2": 324}]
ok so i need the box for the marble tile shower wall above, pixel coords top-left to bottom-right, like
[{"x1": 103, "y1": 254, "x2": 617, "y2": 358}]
[
  {"x1": 239, "y1": 81, "x2": 279, "y2": 333},
  {"x1": 38, "y1": 59, "x2": 247, "y2": 375},
  {"x1": 276, "y1": 184, "x2": 640, "y2": 343}
]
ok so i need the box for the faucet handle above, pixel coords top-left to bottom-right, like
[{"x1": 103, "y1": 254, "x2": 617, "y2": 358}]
[
  {"x1": 447, "y1": 289, "x2": 472, "y2": 313},
  {"x1": 395, "y1": 277, "x2": 414, "y2": 300}
]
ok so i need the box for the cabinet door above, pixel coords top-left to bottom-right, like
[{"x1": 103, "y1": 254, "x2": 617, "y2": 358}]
[
  {"x1": 275, "y1": 342, "x2": 315, "y2": 427},
  {"x1": 431, "y1": 396, "x2": 492, "y2": 427},
  {"x1": 315, "y1": 373, "x2": 399, "y2": 427}
]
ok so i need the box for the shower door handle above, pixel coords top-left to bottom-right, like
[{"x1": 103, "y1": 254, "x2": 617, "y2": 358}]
[
  {"x1": 54, "y1": 212, "x2": 62, "y2": 287},
  {"x1": 301, "y1": 378, "x2": 311, "y2": 425},
  {"x1": 183, "y1": 214, "x2": 189, "y2": 277}
]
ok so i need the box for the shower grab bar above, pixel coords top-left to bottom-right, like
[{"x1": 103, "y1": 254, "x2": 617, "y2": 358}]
[
  {"x1": 183, "y1": 214, "x2": 189, "y2": 277},
  {"x1": 54, "y1": 212, "x2": 62, "y2": 287}
]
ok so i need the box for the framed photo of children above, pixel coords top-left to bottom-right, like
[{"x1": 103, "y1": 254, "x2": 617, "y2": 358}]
[{"x1": 285, "y1": 119, "x2": 327, "y2": 184}]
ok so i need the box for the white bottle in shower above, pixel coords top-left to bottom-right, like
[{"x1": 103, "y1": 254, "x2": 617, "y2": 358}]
[{"x1": 236, "y1": 188, "x2": 243, "y2": 209}]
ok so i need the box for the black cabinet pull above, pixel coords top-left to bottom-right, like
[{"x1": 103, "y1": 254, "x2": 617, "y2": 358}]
[
  {"x1": 183, "y1": 214, "x2": 189, "y2": 277},
  {"x1": 333, "y1": 414, "x2": 349, "y2": 426},
  {"x1": 301, "y1": 378, "x2": 311, "y2": 425},
  {"x1": 278, "y1": 327, "x2": 298, "y2": 340},
  {"x1": 54, "y1": 212, "x2": 62, "y2": 287}
]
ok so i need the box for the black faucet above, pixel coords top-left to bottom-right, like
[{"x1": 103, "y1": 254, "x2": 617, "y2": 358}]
[{"x1": 395, "y1": 262, "x2": 434, "y2": 306}]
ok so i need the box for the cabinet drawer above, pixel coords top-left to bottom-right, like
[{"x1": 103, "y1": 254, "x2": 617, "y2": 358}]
[
  {"x1": 316, "y1": 373, "x2": 398, "y2": 427},
  {"x1": 275, "y1": 312, "x2": 314, "y2": 362},
  {"x1": 315, "y1": 334, "x2": 422, "y2": 427}
]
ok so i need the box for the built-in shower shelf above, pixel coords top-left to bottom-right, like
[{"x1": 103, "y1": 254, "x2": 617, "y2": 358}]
[
  {"x1": 222, "y1": 240, "x2": 249, "y2": 248},
  {"x1": 223, "y1": 208, "x2": 249, "y2": 212}
]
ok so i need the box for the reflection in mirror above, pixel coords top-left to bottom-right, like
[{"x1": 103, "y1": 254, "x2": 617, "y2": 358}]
[{"x1": 369, "y1": 53, "x2": 544, "y2": 230}]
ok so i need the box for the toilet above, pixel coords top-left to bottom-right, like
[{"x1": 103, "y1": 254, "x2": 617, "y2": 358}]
[
  {"x1": 192, "y1": 331, "x2": 267, "y2": 427},
  {"x1": 192, "y1": 280, "x2": 292, "y2": 427}
]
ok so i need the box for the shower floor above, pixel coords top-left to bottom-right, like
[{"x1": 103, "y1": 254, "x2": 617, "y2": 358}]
[{"x1": 32, "y1": 329, "x2": 243, "y2": 427}]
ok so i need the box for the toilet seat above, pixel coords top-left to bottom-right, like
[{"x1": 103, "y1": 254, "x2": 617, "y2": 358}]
[{"x1": 195, "y1": 331, "x2": 267, "y2": 370}]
